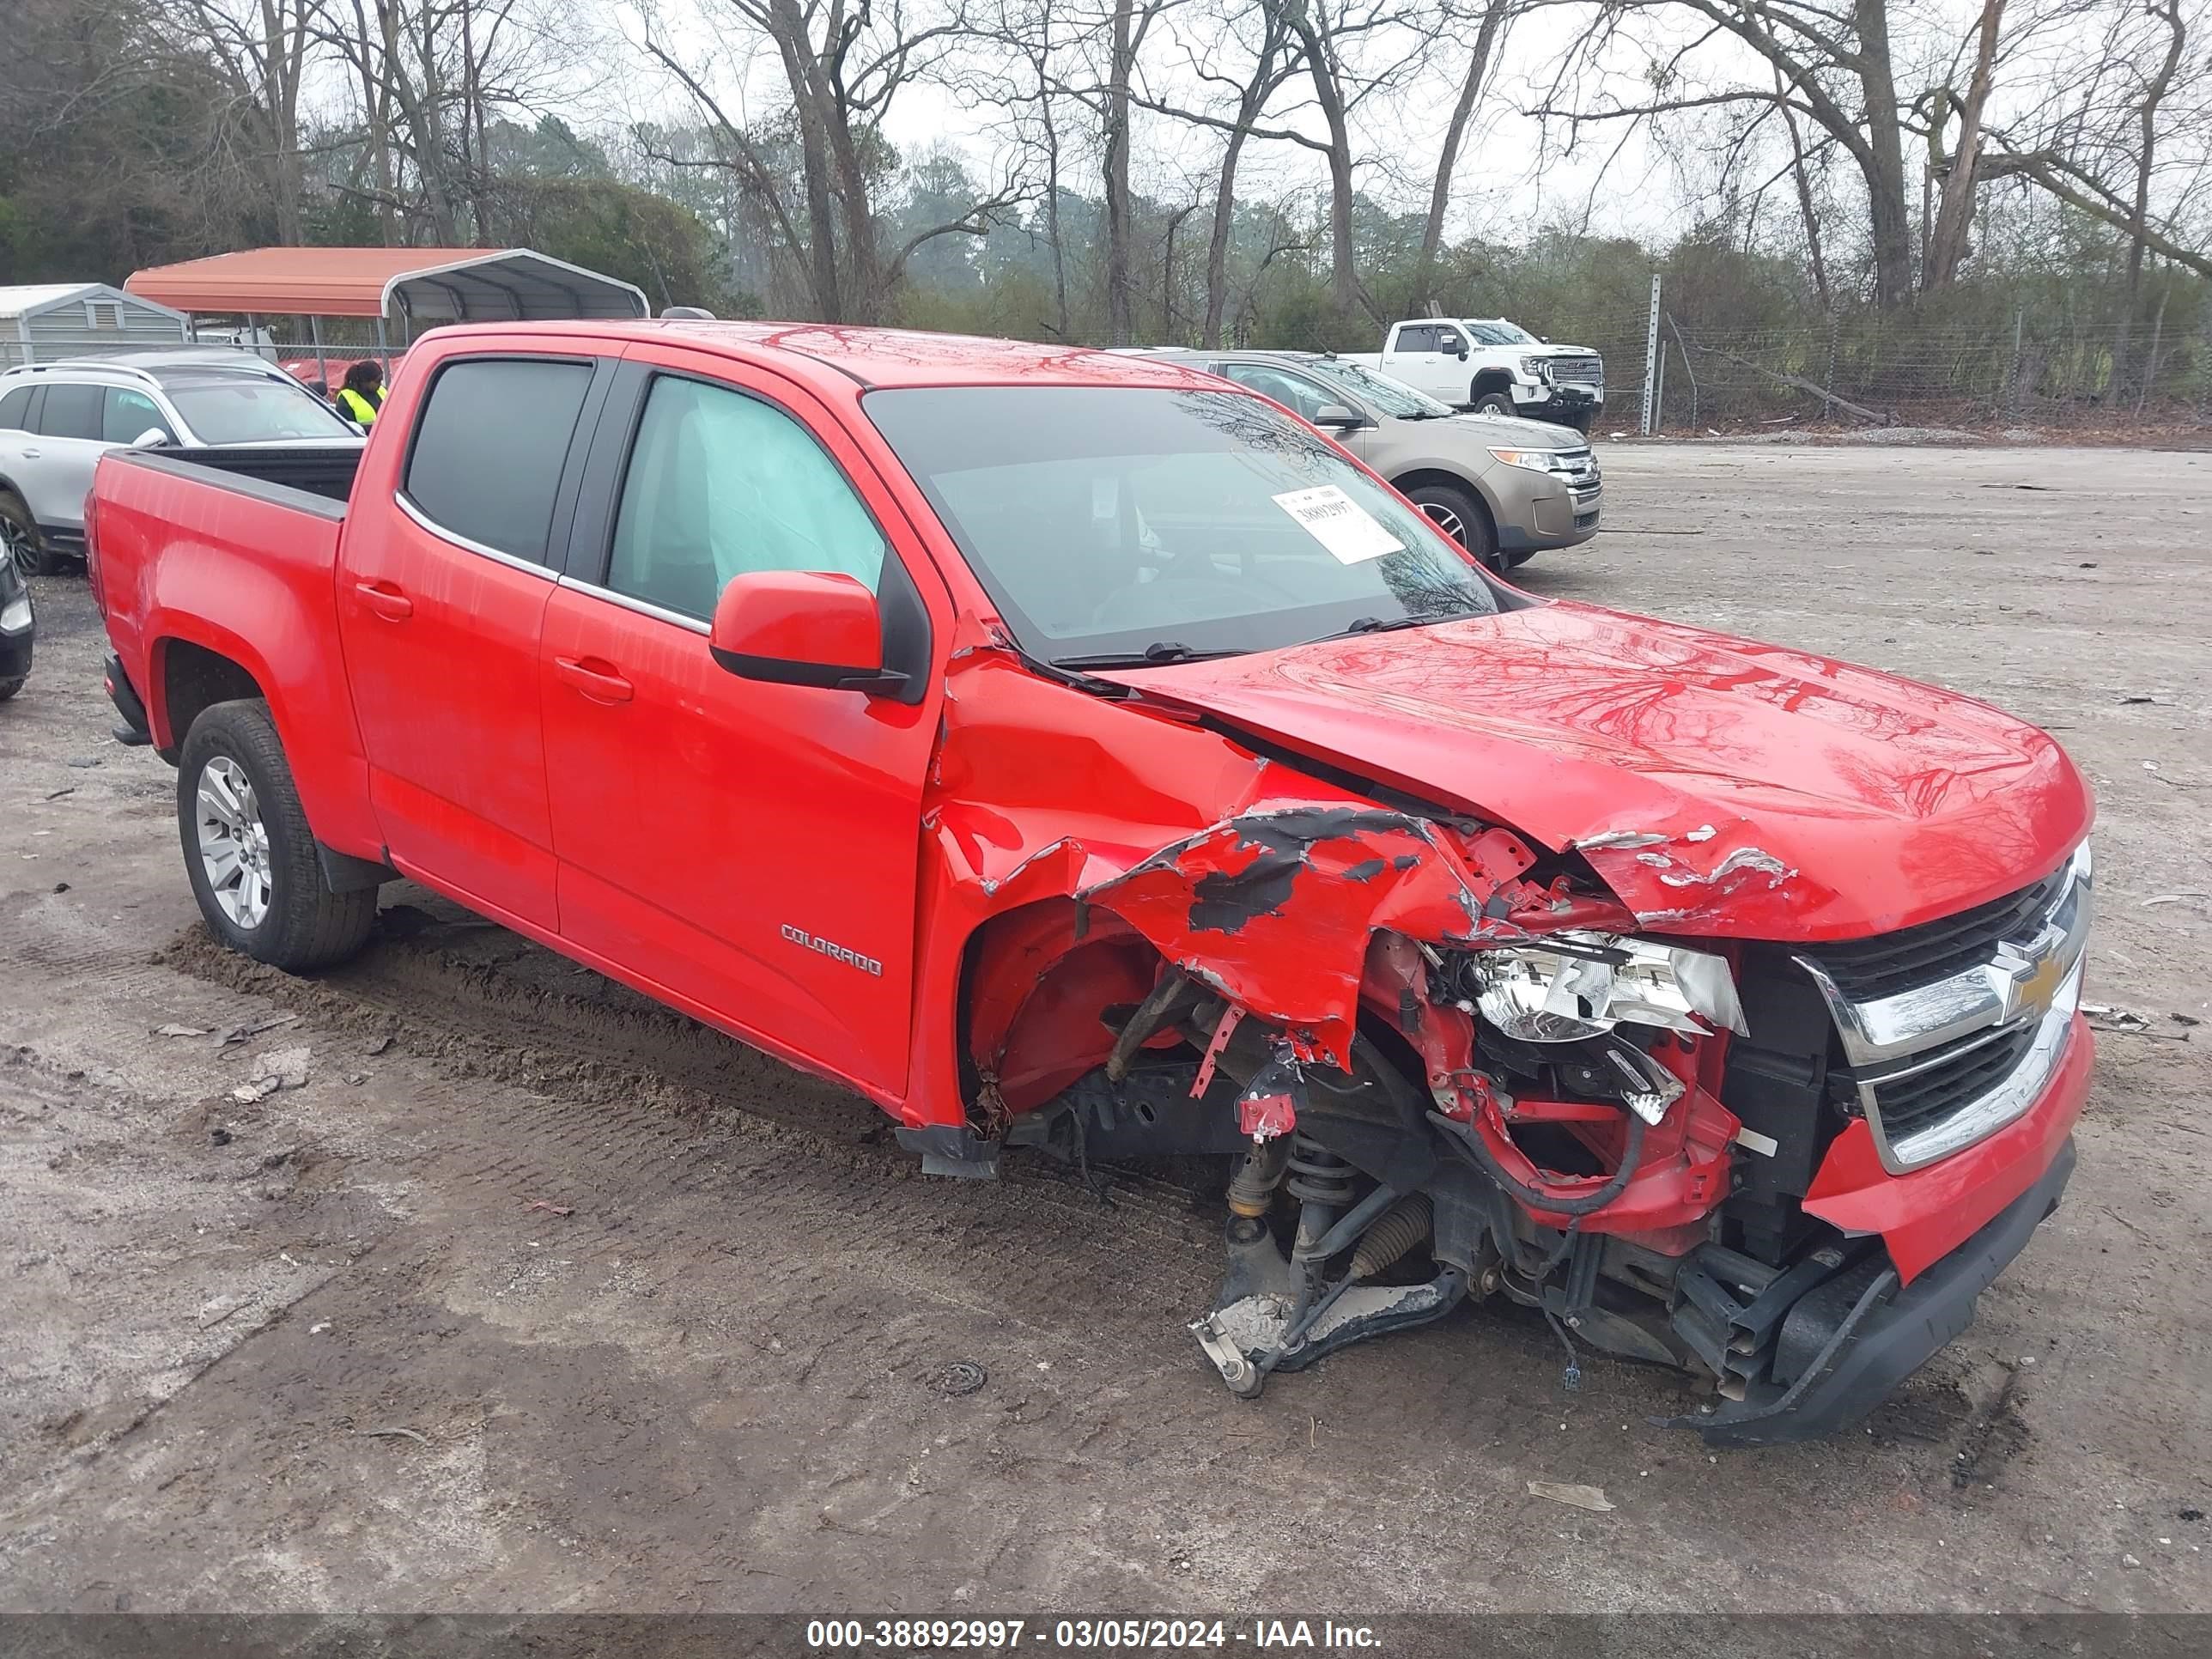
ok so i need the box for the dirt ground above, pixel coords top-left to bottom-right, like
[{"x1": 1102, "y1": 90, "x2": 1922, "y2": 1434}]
[{"x1": 1, "y1": 441, "x2": 2208, "y2": 1619}]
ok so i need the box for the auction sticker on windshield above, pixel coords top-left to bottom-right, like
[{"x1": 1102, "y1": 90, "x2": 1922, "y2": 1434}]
[{"x1": 1273, "y1": 484, "x2": 1401, "y2": 564}]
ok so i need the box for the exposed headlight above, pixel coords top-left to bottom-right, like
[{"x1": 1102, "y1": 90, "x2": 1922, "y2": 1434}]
[
  {"x1": 1455, "y1": 934, "x2": 1748, "y2": 1045},
  {"x1": 0, "y1": 592, "x2": 30, "y2": 634},
  {"x1": 1487, "y1": 447, "x2": 1571, "y2": 473},
  {"x1": 1520, "y1": 356, "x2": 1551, "y2": 379}
]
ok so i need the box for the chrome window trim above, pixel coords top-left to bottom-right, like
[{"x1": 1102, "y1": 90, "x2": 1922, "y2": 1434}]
[
  {"x1": 554, "y1": 573, "x2": 711, "y2": 636},
  {"x1": 395, "y1": 489, "x2": 556, "y2": 579}
]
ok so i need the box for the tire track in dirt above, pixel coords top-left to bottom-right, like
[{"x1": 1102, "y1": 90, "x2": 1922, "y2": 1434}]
[{"x1": 149, "y1": 912, "x2": 1227, "y2": 1328}]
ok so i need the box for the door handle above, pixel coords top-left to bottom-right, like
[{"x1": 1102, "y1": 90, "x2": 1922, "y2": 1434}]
[
  {"x1": 554, "y1": 656, "x2": 634, "y2": 704},
  {"x1": 20, "y1": 448, "x2": 39, "y2": 459},
  {"x1": 353, "y1": 580, "x2": 413, "y2": 621}
]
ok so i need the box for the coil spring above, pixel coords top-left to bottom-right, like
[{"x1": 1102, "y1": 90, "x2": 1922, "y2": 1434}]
[{"x1": 1285, "y1": 1133, "x2": 1356, "y2": 1207}]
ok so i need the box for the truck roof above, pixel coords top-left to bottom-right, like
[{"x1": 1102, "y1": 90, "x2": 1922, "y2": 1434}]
[{"x1": 426, "y1": 319, "x2": 1223, "y2": 394}]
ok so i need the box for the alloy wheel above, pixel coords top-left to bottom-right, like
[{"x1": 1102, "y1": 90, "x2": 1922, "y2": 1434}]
[
  {"x1": 196, "y1": 757, "x2": 274, "y2": 929},
  {"x1": 1419, "y1": 501, "x2": 1467, "y2": 545}
]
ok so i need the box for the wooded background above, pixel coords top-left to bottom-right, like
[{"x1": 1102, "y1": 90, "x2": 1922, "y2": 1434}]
[{"x1": 4, "y1": 0, "x2": 2206, "y2": 427}]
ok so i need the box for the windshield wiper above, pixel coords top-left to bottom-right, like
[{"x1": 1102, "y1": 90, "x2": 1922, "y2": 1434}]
[
  {"x1": 1340, "y1": 615, "x2": 1430, "y2": 635},
  {"x1": 1050, "y1": 641, "x2": 1242, "y2": 669},
  {"x1": 1316, "y1": 611, "x2": 1474, "y2": 641}
]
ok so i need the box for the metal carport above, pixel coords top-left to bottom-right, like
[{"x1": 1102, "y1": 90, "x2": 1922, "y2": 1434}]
[
  {"x1": 125, "y1": 246, "x2": 649, "y2": 388},
  {"x1": 125, "y1": 247, "x2": 648, "y2": 325}
]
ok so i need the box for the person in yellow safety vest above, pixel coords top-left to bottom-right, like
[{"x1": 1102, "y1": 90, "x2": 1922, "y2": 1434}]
[{"x1": 335, "y1": 360, "x2": 386, "y2": 427}]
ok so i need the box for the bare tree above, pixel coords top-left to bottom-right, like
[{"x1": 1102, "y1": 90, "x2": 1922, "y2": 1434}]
[
  {"x1": 1536, "y1": 0, "x2": 1923, "y2": 304},
  {"x1": 1183, "y1": 2, "x2": 1302, "y2": 344},
  {"x1": 1981, "y1": 0, "x2": 2212, "y2": 283},
  {"x1": 1773, "y1": 60, "x2": 1830, "y2": 306},
  {"x1": 317, "y1": 0, "x2": 575, "y2": 243},
  {"x1": 640, "y1": 0, "x2": 1024, "y2": 321},
  {"x1": 1265, "y1": 0, "x2": 1425, "y2": 334},
  {"x1": 164, "y1": 0, "x2": 320, "y2": 242},
  {"x1": 1921, "y1": 0, "x2": 2005, "y2": 289},
  {"x1": 1416, "y1": 0, "x2": 1512, "y2": 304}
]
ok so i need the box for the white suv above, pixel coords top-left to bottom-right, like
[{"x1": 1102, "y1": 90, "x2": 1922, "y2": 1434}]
[{"x1": 0, "y1": 349, "x2": 362, "y2": 574}]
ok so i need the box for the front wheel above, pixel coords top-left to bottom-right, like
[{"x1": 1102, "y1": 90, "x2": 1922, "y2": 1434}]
[
  {"x1": 179, "y1": 699, "x2": 378, "y2": 971},
  {"x1": 1471, "y1": 390, "x2": 1514, "y2": 417},
  {"x1": 0, "y1": 493, "x2": 48, "y2": 578},
  {"x1": 0, "y1": 677, "x2": 22, "y2": 702},
  {"x1": 1405, "y1": 481, "x2": 1498, "y2": 571}
]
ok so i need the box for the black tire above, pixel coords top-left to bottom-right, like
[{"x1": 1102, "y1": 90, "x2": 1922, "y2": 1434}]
[
  {"x1": 1471, "y1": 390, "x2": 1514, "y2": 417},
  {"x1": 178, "y1": 699, "x2": 378, "y2": 971},
  {"x1": 1500, "y1": 549, "x2": 1537, "y2": 569},
  {"x1": 0, "y1": 677, "x2": 22, "y2": 702},
  {"x1": 1404, "y1": 481, "x2": 1498, "y2": 570},
  {"x1": 0, "y1": 492, "x2": 49, "y2": 578}
]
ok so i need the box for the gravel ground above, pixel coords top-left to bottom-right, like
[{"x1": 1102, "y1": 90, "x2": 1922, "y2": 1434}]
[{"x1": 0, "y1": 442, "x2": 2207, "y2": 1618}]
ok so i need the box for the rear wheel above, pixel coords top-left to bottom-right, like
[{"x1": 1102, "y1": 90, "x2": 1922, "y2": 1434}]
[
  {"x1": 0, "y1": 493, "x2": 47, "y2": 578},
  {"x1": 1404, "y1": 481, "x2": 1498, "y2": 570},
  {"x1": 179, "y1": 699, "x2": 378, "y2": 971}
]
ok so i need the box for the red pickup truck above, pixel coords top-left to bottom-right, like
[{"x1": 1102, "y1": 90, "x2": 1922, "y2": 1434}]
[{"x1": 88, "y1": 321, "x2": 2094, "y2": 1443}]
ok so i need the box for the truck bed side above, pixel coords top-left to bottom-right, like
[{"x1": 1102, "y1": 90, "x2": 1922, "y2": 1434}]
[{"x1": 92, "y1": 448, "x2": 384, "y2": 862}]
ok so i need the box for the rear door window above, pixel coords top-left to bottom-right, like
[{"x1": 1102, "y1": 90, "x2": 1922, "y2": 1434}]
[
  {"x1": 402, "y1": 358, "x2": 593, "y2": 565},
  {"x1": 0, "y1": 386, "x2": 36, "y2": 430},
  {"x1": 102, "y1": 386, "x2": 175, "y2": 444},
  {"x1": 39, "y1": 382, "x2": 103, "y2": 441}
]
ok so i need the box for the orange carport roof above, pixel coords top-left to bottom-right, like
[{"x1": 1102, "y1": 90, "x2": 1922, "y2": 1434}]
[{"x1": 125, "y1": 246, "x2": 648, "y2": 321}]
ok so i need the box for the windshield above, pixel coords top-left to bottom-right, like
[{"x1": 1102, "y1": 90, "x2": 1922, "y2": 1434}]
[
  {"x1": 866, "y1": 386, "x2": 1498, "y2": 665},
  {"x1": 162, "y1": 373, "x2": 357, "y2": 445},
  {"x1": 1464, "y1": 321, "x2": 1536, "y2": 346},
  {"x1": 1301, "y1": 358, "x2": 1455, "y2": 419}
]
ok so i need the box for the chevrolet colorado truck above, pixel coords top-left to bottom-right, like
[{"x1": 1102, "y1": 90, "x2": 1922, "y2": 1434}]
[{"x1": 88, "y1": 321, "x2": 2093, "y2": 1445}]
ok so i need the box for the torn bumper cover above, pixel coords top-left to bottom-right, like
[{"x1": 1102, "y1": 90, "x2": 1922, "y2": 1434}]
[{"x1": 1682, "y1": 1139, "x2": 2076, "y2": 1447}]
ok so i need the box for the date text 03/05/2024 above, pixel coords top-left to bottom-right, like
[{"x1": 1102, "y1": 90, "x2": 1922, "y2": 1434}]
[{"x1": 805, "y1": 1619, "x2": 1382, "y2": 1650}]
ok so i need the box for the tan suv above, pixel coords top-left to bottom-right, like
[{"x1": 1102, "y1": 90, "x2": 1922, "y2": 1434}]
[{"x1": 1141, "y1": 349, "x2": 1600, "y2": 570}]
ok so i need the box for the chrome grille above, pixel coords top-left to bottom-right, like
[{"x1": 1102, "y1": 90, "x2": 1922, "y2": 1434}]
[
  {"x1": 1799, "y1": 866, "x2": 2069, "y2": 1002},
  {"x1": 1796, "y1": 844, "x2": 2090, "y2": 1172},
  {"x1": 1845, "y1": 1020, "x2": 2039, "y2": 1142},
  {"x1": 1549, "y1": 355, "x2": 1603, "y2": 387}
]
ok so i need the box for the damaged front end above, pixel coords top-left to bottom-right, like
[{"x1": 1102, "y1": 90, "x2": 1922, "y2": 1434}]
[{"x1": 971, "y1": 788, "x2": 2089, "y2": 1446}]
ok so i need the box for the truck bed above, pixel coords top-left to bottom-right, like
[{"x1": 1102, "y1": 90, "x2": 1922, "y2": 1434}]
[
  {"x1": 90, "y1": 443, "x2": 370, "y2": 842},
  {"x1": 129, "y1": 444, "x2": 362, "y2": 512}
]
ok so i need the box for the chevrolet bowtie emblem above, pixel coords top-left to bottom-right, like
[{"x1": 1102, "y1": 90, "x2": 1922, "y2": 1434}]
[{"x1": 2014, "y1": 951, "x2": 2064, "y2": 1020}]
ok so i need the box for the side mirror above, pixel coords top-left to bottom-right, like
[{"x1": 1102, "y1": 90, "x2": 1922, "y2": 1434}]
[
  {"x1": 1312, "y1": 404, "x2": 1363, "y2": 429},
  {"x1": 709, "y1": 569, "x2": 906, "y2": 696},
  {"x1": 132, "y1": 428, "x2": 171, "y2": 448},
  {"x1": 1456, "y1": 348, "x2": 1470, "y2": 362}
]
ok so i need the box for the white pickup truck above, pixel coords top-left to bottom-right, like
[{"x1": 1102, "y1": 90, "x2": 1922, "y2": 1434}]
[{"x1": 1342, "y1": 319, "x2": 1603, "y2": 432}]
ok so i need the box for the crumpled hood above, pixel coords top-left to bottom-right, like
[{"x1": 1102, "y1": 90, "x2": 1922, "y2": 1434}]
[{"x1": 1102, "y1": 602, "x2": 2092, "y2": 941}]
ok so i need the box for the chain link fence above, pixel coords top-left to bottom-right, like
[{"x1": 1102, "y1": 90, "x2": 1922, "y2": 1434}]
[{"x1": 1554, "y1": 304, "x2": 2210, "y2": 436}]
